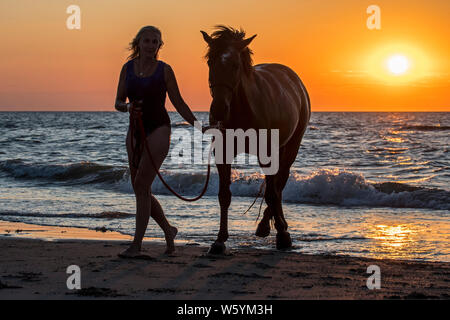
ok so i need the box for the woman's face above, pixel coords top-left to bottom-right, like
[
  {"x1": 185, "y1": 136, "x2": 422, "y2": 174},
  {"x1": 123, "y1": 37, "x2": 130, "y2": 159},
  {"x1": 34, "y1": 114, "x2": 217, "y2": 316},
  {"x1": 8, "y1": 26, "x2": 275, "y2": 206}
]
[{"x1": 138, "y1": 31, "x2": 161, "y2": 59}]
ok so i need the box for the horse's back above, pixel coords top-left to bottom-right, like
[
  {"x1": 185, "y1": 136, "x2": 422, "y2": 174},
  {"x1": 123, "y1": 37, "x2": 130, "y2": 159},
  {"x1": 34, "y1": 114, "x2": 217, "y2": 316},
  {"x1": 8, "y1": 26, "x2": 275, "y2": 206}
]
[{"x1": 252, "y1": 63, "x2": 310, "y2": 146}]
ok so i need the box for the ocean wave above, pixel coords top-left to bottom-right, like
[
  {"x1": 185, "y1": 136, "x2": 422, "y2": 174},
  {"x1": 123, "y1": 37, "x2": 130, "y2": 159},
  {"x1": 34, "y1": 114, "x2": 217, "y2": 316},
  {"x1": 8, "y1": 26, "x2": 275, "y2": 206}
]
[
  {"x1": 172, "y1": 121, "x2": 192, "y2": 128},
  {"x1": 399, "y1": 125, "x2": 450, "y2": 131},
  {"x1": 296, "y1": 234, "x2": 368, "y2": 242},
  {"x1": 282, "y1": 169, "x2": 449, "y2": 210},
  {"x1": 2, "y1": 159, "x2": 448, "y2": 210},
  {"x1": 117, "y1": 168, "x2": 450, "y2": 210},
  {"x1": 0, "y1": 159, "x2": 126, "y2": 184}
]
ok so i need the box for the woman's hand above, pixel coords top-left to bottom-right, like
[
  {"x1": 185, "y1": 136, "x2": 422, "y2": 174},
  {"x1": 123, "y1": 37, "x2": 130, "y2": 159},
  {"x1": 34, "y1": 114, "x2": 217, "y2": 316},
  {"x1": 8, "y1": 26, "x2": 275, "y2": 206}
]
[{"x1": 130, "y1": 100, "x2": 144, "y2": 117}]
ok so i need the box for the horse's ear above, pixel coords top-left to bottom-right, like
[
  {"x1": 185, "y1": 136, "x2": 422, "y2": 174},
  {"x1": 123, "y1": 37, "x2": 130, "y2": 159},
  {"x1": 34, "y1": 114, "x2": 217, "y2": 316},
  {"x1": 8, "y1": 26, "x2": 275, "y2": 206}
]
[
  {"x1": 201, "y1": 31, "x2": 212, "y2": 45},
  {"x1": 237, "y1": 34, "x2": 257, "y2": 51}
]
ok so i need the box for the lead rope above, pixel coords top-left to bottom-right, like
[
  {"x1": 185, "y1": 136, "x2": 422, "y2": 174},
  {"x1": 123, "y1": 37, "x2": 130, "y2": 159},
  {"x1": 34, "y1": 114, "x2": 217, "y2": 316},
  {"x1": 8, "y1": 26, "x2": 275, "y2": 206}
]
[{"x1": 130, "y1": 111, "x2": 212, "y2": 201}]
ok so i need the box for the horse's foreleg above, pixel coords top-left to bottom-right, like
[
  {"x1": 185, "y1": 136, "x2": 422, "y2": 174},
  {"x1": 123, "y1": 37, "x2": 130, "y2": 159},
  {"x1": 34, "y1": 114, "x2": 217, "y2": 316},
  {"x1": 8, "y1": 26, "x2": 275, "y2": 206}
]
[{"x1": 209, "y1": 163, "x2": 231, "y2": 254}]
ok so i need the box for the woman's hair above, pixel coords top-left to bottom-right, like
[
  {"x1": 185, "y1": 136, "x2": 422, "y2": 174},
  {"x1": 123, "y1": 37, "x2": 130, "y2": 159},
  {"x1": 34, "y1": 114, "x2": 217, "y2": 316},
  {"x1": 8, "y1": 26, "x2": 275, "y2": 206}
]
[{"x1": 127, "y1": 26, "x2": 164, "y2": 60}]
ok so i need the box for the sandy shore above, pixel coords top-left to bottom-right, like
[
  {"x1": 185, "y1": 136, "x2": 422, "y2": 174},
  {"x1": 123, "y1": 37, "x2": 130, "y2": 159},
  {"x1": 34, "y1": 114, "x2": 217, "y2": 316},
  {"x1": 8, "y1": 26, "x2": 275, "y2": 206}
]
[{"x1": 0, "y1": 221, "x2": 449, "y2": 299}]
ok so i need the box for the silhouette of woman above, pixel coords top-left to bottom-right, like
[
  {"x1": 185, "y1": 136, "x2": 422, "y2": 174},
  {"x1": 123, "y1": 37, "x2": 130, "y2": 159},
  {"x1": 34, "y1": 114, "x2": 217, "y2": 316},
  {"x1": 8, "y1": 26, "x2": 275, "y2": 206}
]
[{"x1": 115, "y1": 26, "x2": 198, "y2": 257}]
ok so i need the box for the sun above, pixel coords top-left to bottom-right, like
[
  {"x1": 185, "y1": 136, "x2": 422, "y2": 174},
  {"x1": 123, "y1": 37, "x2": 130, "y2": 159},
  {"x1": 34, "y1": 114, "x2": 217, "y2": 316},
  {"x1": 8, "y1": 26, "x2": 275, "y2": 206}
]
[
  {"x1": 387, "y1": 55, "x2": 410, "y2": 75},
  {"x1": 365, "y1": 43, "x2": 432, "y2": 85}
]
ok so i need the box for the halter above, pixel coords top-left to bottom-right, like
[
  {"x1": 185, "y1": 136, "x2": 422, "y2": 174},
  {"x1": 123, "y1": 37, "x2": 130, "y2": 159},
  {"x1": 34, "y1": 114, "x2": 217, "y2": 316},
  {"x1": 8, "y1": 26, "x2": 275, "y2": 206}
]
[{"x1": 209, "y1": 82, "x2": 235, "y2": 93}]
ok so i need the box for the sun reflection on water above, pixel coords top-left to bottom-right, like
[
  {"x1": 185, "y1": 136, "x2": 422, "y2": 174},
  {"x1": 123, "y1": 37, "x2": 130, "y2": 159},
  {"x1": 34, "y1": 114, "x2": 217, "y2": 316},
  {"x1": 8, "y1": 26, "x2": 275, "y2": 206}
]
[
  {"x1": 384, "y1": 136, "x2": 405, "y2": 144},
  {"x1": 365, "y1": 223, "x2": 428, "y2": 260},
  {"x1": 371, "y1": 224, "x2": 415, "y2": 246}
]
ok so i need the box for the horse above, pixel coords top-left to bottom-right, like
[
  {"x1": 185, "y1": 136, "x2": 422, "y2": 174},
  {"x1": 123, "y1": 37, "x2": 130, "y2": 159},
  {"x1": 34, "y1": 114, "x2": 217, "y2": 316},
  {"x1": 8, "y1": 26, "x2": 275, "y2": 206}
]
[{"x1": 201, "y1": 26, "x2": 310, "y2": 253}]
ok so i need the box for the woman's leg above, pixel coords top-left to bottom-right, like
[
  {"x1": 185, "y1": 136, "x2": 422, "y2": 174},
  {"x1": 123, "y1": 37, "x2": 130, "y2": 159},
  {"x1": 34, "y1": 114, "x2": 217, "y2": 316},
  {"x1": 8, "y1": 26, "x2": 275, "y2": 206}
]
[
  {"x1": 144, "y1": 125, "x2": 177, "y2": 253},
  {"x1": 149, "y1": 194, "x2": 177, "y2": 253},
  {"x1": 126, "y1": 128, "x2": 138, "y2": 191},
  {"x1": 125, "y1": 128, "x2": 145, "y2": 252},
  {"x1": 125, "y1": 129, "x2": 148, "y2": 252}
]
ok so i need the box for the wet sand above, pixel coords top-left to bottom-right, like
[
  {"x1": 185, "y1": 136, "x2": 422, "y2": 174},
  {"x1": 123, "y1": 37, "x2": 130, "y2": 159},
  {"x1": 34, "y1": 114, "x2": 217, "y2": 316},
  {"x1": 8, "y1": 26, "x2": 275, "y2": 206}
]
[{"x1": 0, "y1": 221, "x2": 449, "y2": 299}]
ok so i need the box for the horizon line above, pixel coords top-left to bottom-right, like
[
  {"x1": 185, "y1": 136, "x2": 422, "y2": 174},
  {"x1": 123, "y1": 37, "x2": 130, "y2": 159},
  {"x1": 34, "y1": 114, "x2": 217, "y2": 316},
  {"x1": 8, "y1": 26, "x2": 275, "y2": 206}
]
[{"x1": 0, "y1": 110, "x2": 448, "y2": 113}]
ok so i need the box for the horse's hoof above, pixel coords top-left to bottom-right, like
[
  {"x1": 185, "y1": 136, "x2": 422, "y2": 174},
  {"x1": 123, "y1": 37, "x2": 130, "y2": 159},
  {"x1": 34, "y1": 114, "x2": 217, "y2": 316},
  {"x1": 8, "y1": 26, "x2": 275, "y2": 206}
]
[
  {"x1": 255, "y1": 221, "x2": 270, "y2": 238},
  {"x1": 276, "y1": 231, "x2": 292, "y2": 250},
  {"x1": 208, "y1": 241, "x2": 226, "y2": 255}
]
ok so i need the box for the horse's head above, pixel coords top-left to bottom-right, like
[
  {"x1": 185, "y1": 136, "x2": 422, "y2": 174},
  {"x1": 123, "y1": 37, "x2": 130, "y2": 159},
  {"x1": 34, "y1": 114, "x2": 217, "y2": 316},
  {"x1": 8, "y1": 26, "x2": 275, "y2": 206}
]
[{"x1": 201, "y1": 26, "x2": 256, "y2": 127}]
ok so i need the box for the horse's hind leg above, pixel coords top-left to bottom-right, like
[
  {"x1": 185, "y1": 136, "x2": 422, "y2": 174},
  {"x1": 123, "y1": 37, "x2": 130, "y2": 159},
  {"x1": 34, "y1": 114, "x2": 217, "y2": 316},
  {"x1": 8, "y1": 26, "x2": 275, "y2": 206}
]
[
  {"x1": 257, "y1": 123, "x2": 303, "y2": 247},
  {"x1": 276, "y1": 166, "x2": 290, "y2": 230},
  {"x1": 255, "y1": 158, "x2": 289, "y2": 238},
  {"x1": 255, "y1": 207, "x2": 272, "y2": 237},
  {"x1": 274, "y1": 165, "x2": 292, "y2": 249},
  {"x1": 262, "y1": 174, "x2": 292, "y2": 249},
  {"x1": 255, "y1": 151, "x2": 290, "y2": 239},
  {"x1": 255, "y1": 178, "x2": 273, "y2": 238},
  {"x1": 273, "y1": 121, "x2": 306, "y2": 249},
  {"x1": 209, "y1": 163, "x2": 231, "y2": 255}
]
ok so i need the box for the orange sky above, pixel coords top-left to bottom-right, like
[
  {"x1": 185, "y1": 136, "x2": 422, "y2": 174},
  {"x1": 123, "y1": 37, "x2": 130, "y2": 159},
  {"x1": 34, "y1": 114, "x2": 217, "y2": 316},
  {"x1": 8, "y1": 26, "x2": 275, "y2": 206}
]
[{"x1": 0, "y1": 0, "x2": 449, "y2": 112}]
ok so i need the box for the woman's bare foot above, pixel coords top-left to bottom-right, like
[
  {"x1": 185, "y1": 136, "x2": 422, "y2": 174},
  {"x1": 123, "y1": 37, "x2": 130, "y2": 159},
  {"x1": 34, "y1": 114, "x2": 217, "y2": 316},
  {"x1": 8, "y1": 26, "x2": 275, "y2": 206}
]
[
  {"x1": 118, "y1": 244, "x2": 142, "y2": 258},
  {"x1": 164, "y1": 226, "x2": 178, "y2": 254}
]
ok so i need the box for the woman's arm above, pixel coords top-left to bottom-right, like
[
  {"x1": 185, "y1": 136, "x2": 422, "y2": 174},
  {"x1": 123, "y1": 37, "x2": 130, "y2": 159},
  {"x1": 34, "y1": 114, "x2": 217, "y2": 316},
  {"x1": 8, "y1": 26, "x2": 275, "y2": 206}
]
[
  {"x1": 164, "y1": 64, "x2": 198, "y2": 127},
  {"x1": 115, "y1": 63, "x2": 130, "y2": 112}
]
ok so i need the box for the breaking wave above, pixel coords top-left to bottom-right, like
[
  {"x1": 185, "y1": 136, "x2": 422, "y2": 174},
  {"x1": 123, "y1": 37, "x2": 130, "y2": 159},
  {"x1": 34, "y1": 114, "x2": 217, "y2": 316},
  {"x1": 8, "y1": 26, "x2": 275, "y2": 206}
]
[{"x1": 2, "y1": 160, "x2": 448, "y2": 210}]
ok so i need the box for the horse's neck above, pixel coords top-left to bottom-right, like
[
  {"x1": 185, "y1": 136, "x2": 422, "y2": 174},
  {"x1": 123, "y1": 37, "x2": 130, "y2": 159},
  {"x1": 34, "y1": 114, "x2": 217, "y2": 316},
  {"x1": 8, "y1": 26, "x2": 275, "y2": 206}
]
[{"x1": 230, "y1": 71, "x2": 260, "y2": 128}]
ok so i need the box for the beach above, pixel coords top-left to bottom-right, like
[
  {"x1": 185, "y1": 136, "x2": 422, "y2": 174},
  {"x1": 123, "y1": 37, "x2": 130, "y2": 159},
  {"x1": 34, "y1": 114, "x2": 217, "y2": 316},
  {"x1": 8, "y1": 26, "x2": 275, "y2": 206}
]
[
  {"x1": 1, "y1": 221, "x2": 449, "y2": 300},
  {"x1": 1, "y1": 112, "x2": 449, "y2": 300},
  {"x1": 1, "y1": 112, "x2": 449, "y2": 263}
]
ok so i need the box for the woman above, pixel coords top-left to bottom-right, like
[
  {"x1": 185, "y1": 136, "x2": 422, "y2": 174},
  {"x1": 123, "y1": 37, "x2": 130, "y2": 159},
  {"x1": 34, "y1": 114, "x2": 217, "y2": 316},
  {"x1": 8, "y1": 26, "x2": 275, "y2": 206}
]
[{"x1": 115, "y1": 26, "x2": 198, "y2": 257}]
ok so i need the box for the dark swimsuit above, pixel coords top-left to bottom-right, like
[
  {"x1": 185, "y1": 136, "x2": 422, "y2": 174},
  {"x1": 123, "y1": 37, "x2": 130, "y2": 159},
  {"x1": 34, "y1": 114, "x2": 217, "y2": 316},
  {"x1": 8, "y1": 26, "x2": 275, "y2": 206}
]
[{"x1": 126, "y1": 59, "x2": 171, "y2": 168}]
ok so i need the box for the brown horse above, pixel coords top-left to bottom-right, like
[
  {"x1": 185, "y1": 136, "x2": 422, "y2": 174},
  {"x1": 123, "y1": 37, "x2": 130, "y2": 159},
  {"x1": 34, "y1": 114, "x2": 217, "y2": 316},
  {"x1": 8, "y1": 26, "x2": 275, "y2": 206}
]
[{"x1": 201, "y1": 26, "x2": 310, "y2": 253}]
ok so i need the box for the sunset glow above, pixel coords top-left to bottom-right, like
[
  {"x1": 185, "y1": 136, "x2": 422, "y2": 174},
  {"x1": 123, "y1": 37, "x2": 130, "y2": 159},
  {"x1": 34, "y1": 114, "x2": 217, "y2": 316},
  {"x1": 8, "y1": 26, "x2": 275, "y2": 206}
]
[
  {"x1": 364, "y1": 43, "x2": 434, "y2": 86},
  {"x1": 0, "y1": 0, "x2": 448, "y2": 112}
]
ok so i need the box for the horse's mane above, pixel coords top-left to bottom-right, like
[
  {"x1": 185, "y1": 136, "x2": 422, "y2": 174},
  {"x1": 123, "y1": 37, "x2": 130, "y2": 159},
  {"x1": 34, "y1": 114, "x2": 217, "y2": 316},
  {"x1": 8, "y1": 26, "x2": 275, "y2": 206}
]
[{"x1": 204, "y1": 25, "x2": 254, "y2": 75}]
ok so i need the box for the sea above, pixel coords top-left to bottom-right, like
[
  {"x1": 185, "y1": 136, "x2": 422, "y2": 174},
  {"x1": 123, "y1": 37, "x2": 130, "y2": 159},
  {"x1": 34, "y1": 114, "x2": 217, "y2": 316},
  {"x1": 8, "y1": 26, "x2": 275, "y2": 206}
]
[{"x1": 0, "y1": 111, "x2": 448, "y2": 262}]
